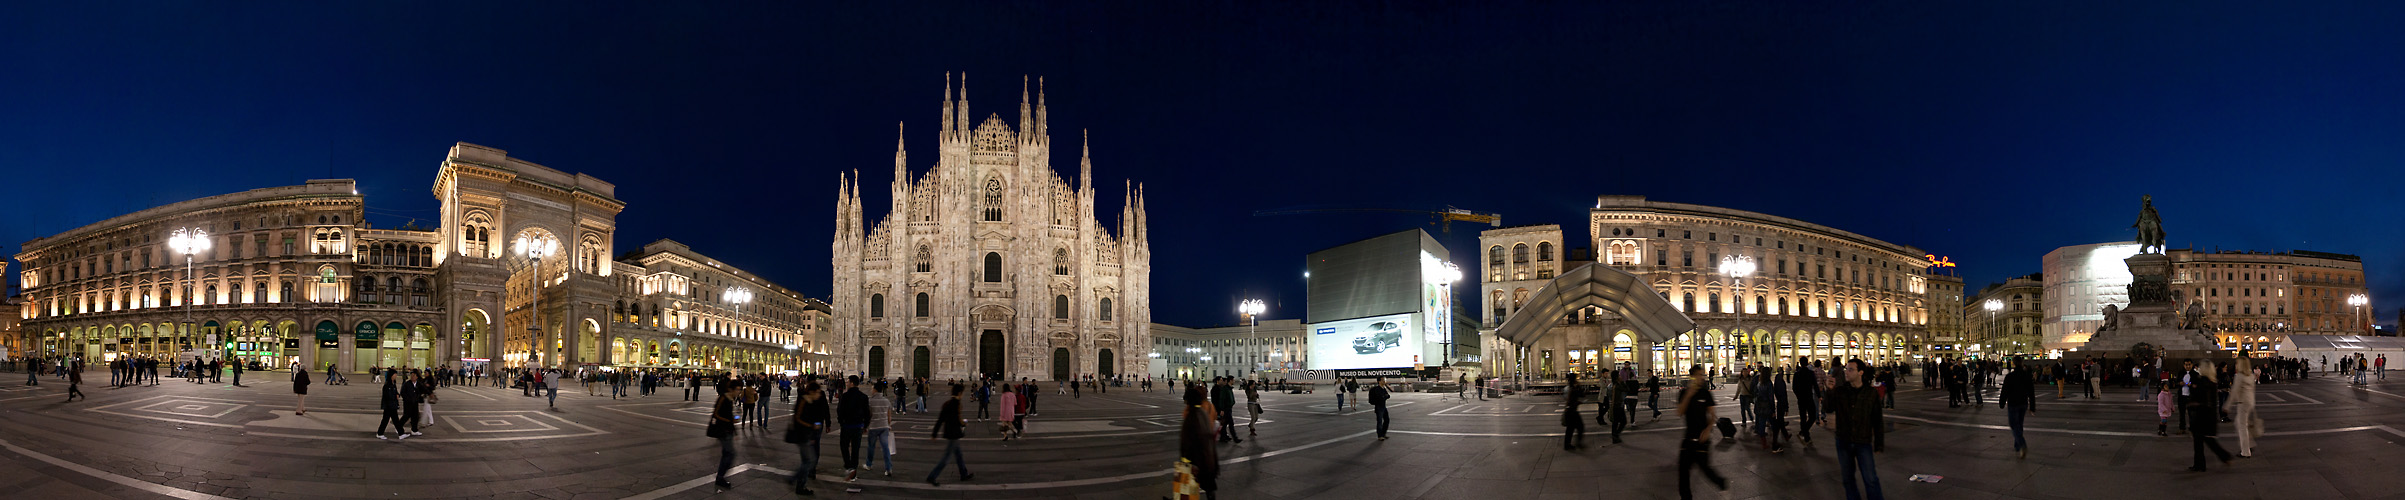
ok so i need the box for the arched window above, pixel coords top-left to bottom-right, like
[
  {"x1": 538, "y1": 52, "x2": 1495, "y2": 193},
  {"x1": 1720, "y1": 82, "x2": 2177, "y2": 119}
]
[
  {"x1": 869, "y1": 293, "x2": 885, "y2": 318},
  {"x1": 1512, "y1": 243, "x2": 1530, "y2": 264},
  {"x1": 1054, "y1": 295, "x2": 1070, "y2": 319},
  {"x1": 1682, "y1": 293, "x2": 1695, "y2": 312},
  {"x1": 1053, "y1": 248, "x2": 1069, "y2": 275},
  {"x1": 984, "y1": 253, "x2": 1002, "y2": 283},
  {"x1": 915, "y1": 293, "x2": 930, "y2": 317},
  {"x1": 1709, "y1": 293, "x2": 1721, "y2": 313},
  {"x1": 1537, "y1": 242, "x2": 1554, "y2": 261},
  {"x1": 615, "y1": 301, "x2": 627, "y2": 322},
  {"x1": 983, "y1": 177, "x2": 1005, "y2": 222},
  {"x1": 1489, "y1": 246, "x2": 1504, "y2": 266},
  {"x1": 914, "y1": 245, "x2": 932, "y2": 273},
  {"x1": 1491, "y1": 290, "x2": 1507, "y2": 318},
  {"x1": 1099, "y1": 297, "x2": 1114, "y2": 321}
]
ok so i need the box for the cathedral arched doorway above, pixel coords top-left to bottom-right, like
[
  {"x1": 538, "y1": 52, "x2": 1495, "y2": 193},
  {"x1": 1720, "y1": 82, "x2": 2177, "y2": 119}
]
[
  {"x1": 867, "y1": 346, "x2": 886, "y2": 378},
  {"x1": 1051, "y1": 347, "x2": 1071, "y2": 381},
  {"x1": 978, "y1": 331, "x2": 1005, "y2": 380},
  {"x1": 1097, "y1": 348, "x2": 1116, "y2": 377},
  {"x1": 912, "y1": 346, "x2": 931, "y2": 379}
]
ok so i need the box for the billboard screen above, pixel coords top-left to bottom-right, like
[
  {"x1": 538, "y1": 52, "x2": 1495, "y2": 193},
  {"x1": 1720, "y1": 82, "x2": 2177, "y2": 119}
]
[{"x1": 1308, "y1": 312, "x2": 1420, "y2": 370}]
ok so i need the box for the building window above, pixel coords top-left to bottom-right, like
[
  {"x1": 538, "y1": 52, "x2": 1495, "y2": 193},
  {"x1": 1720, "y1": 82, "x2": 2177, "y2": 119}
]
[
  {"x1": 1682, "y1": 251, "x2": 1693, "y2": 267},
  {"x1": 869, "y1": 293, "x2": 885, "y2": 318},
  {"x1": 1489, "y1": 246, "x2": 1504, "y2": 266},
  {"x1": 1681, "y1": 293, "x2": 1695, "y2": 312},
  {"x1": 984, "y1": 253, "x2": 1002, "y2": 283},
  {"x1": 982, "y1": 177, "x2": 1005, "y2": 222},
  {"x1": 1054, "y1": 295, "x2": 1070, "y2": 319},
  {"x1": 1054, "y1": 248, "x2": 1070, "y2": 275},
  {"x1": 1100, "y1": 298, "x2": 1114, "y2": 321},
  {"x1": 1537, "y1": 242, "x2": 1553, "y2": 261},
  {"x1": 1512, "y1": 244, "x2": 1529, "y2": 264},
  {"x1": 914, "y1": 245, "x2": 932, "y2": 273},
  {"x1": 914, "y1": 293, "x2": 929, "y2": 317}
]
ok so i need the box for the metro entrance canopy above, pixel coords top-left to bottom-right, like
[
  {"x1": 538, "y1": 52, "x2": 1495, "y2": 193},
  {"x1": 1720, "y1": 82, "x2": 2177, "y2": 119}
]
[{"x1": 1492, "y1": 262, "x2": 1696, "y2": 346}]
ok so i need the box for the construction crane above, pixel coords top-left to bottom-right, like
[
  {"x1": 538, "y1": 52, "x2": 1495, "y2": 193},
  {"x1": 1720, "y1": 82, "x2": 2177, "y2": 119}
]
[{"x1": 1253, "y1": 206, "x2": 1502, "y2": 234}]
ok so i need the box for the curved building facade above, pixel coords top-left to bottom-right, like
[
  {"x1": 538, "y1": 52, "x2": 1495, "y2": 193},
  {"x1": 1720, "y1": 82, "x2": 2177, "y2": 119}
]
[{"x1": 1483, "y1": 195, "x2": 1934, "y2": 377}]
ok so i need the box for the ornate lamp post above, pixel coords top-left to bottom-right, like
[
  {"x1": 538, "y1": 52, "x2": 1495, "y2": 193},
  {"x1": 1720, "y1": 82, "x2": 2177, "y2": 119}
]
[
  {"x1": 1983, "y1": 299, "x2": 2004, "y2": 359},
  {"x1": 1718, "y1": 254, "x2": 1756, "y2": 367},
  {"x1": 1239, "y1": 299, "x2": 1265, "y2": 380},
  {"x1": 509, "y1": 235, "x2": 558, "y2": 369},
  {"x1": 168, "y1": 228, "x2": 212, "y2": 361}
]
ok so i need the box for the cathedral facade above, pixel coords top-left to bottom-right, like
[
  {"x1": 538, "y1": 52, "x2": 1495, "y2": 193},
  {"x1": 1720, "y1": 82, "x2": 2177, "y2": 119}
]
[{"x1": 832, "y1": 74, "x2": 1152, "y2": 382}]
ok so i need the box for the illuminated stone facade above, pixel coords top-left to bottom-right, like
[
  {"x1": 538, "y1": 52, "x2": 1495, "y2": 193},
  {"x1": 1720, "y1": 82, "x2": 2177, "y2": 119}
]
[{"x1": 832, "y1": 74, "x2": 1152, "y2": 382}]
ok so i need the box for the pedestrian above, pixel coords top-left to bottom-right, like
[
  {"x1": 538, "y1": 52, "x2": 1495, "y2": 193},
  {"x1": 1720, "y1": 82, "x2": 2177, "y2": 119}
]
[
  {"x1": 1734, "y1": 366, "x2": 1755, "y2": 428},
  {"x1": 2155, "y1": 383, "x2": 2175, "y2": 435},
  {"x1": 375, "y1": 374, "x2": 406, "y2": 440},
  {"x1": 1793, "y1": 357, "x2": 1822, "y2": 445},
  {"x1": 2227, "y1": 357, "x2": 2261, "y2": 458},
  {"x1": 1561, "y1": 373, "x2": 1587, "y2": 450},
  {"x1": 925, "y1": 384, "x2": 973, "y2": 487},
  {"x1": 915, "y1": 379, "x2": 930, "y2": 414},
  {"x1": 64, "y1": 360, "x2": 85, "y2": 402},
  {"x1": 545, "y1": 369, "x2": 562, "y2": 408},
  {"x1": 788, "y1": 381, "x2": 827, "y2": 496},
  {"x1": 232, "y1": 359, "x2": 244, "y2": 387},
  {"x1": 1369, "y1": 377, "x2": 1392, "y2": 440},
  {"x1": 1177, "y1": 385, "x2": 1220, "y2": 500},
  {"x1": 2186, "y1": 360, "x2": 2234, "y2": 471},
  {"x1": 1648, "y1": 372, "x2": 1664, "y2": 419},
  {"x1": 1334, "y1": 377, "x2": 1348, "y2": 412},
  {"x1": 1675, "y1": 365, "x2": 1727, "y2": 499},
  {"x1": 1609, "y1": 370, "x2": 1635, "y2": 444},
  {"x1": 2001, "y1": 359, "x2": 2036, "y2": 459},
  {"x1": 1243, "y1": 379, "x2": 1262, "y2": 436},
  {"x1": 836, "y1": 375, "x2": 869, "y2": 489},
  {"x1": 1457, "y1": 373, "x2": 1468, "y2": 401},
  {"x1": 399, "y1": 370, "x2": 425, "y2": 437},
  {"x1": 709, "y1": 383, "x2": 738, "y2": 492},
  {"x1": 1212, "y1": 377, "x2": 1242, "y2": 443},
  {"x1": 1828, "y1": 359, "x2": 1887, "y2": 499},
  {"x1": 1474, "y1": 375, "x2": 1486, "y2": 401},
  {"x1": 419, "y1": 372, "x2": 439, "y2": 432},
  {"x1": 864, "y1": 380, "x2": 896, "y2": 477}
]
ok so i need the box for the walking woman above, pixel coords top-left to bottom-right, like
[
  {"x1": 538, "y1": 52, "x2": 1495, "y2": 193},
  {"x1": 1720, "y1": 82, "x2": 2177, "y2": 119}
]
[
  {"x1": 292, "y1": 365, "x2": 311, "y2": 415},
  {"x1": 375, "y1": 374, "x2": 405, "y2": 440},
  {"x1": 1176, "y1": 384, "x2": 1220, "y2": 500},
  {"x1": 2227, "y1": 357, "x2": 2261, "y2": 458},
  {"x1": 64, "y1": 360, "x2": 85, "y2": 402},
  {"x1": 2186, "y1": 360, "x2": 2234, "y2": 471},
  {"x1": 708, "y1": 382, "x2": 737, "y2": 492},
  {"x1": 1561, "y1": 373, "x2": 1587, "y2": 450}
]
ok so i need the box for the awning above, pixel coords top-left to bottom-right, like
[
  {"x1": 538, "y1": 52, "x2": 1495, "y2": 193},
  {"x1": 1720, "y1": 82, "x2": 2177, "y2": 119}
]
[{"x1": 1493, "y1": 262, "x2": 1694, "y2": 345}]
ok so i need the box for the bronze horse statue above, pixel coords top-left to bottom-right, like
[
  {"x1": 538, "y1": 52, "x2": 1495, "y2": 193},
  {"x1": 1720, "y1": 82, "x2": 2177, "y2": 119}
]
[{"x1": 2132, "y1": 195, "x2": 2166, "y2": 254}]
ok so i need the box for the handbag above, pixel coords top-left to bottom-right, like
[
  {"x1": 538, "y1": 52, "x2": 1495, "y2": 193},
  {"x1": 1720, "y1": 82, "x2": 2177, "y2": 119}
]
[
  {"x1": 784, "y1": 420, "x2": 809, "y2": 444},
  {"x1": 707, "y1": 419, "x2": 732, "y2": 438}
]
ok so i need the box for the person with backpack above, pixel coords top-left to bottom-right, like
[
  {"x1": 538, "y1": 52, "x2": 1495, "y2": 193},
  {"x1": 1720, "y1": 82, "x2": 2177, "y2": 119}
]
[{"x1": 1369, "y1": 377, "x2": 1392, "y2": 440}]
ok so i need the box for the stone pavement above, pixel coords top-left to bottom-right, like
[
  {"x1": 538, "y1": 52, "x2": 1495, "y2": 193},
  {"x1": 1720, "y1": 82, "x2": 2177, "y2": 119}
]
[{"x1": 2, "y1": 369, "x2": 2404, "y2": 499}]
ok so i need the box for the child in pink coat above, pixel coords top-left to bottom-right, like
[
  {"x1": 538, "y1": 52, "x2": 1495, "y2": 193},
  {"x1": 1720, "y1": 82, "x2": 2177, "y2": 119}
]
[{"x1": 2155, "y1": 384, "x2": 2176, "y2": 436}]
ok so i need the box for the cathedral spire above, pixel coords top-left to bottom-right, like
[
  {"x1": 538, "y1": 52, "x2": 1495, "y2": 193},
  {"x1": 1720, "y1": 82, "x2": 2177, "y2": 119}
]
[
  {"x1": 894, "y1": 121, "x2": 908, "y2": 186},
  {"x1": 956, "y1": 73, "x2": 970, "y2": 139},
  {"x1": 1079, "y1": 129, "x2": 1092, "y2": 191},
  {"x1": 1019, "y1": 75, "x2": 1033, "y2": 145},
  {"x1": 1036, "y1": 77, "x2": 1048, "y2": 141},
  {"x1": 942, "y1": 73, "x2": 955, "y2": 143}
]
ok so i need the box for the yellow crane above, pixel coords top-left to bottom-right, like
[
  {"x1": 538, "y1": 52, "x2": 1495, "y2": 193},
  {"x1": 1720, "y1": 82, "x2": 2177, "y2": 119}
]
[{"x1": 1253, "y1": 206, "x2": 1502, "y2": 234}]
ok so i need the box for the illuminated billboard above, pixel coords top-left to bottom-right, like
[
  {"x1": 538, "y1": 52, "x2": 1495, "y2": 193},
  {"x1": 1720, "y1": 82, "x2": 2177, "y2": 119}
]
[{"x1": 1307, "y1": 312, "x2": 1420, "y2": 370}]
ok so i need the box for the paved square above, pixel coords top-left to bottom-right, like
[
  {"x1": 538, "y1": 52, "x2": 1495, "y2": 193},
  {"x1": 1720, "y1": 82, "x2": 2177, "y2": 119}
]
[{"x1": 440, "y1": 414, "x2": 559, "y2": 433}]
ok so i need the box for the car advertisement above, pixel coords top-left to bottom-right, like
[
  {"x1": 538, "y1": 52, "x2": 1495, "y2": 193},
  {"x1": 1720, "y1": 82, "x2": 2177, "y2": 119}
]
[{"x1": 1307, "y1": 312, "x2": 1419, "y2": 370}]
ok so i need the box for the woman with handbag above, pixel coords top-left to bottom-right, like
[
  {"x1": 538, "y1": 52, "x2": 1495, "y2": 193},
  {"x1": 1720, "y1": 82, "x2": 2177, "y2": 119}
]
[{"x1": 708, "y1": 381, "x2": 738, "y2": 492}]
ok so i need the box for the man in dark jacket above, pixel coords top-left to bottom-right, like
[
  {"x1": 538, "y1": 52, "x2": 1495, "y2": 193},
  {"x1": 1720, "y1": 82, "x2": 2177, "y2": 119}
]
[
  {"x1": 2186, "y1": 362, "x2": 2233, "y2": 471},
  {"x1": 375, "y1": 375, "x2": 405, "y2": 440},
  {"x1": 399, "y1": 370, "x2": 424, "y2": 437},
  {"x1": 1827, "y1": 359, "x2": 1885, "y2": 499},
  {"x1": 837, "y1": 375, "x2": 870, "y2": 484},
  {"x1": 2001, "y1": 359, "x2": 2038, "y2": 458},
  {"x1": 1792, "y1": 357, "x2": 1822, "y2": 444},
  {"x1": 925, "y1": 384, "x2": 972, "y2": 486},
  {"x1": 1369, "y1": 377, "x2": 1392, "y2": 440},
  {"x1": 1212, "y1": 377, "x2": 1242, "y2": 443}
]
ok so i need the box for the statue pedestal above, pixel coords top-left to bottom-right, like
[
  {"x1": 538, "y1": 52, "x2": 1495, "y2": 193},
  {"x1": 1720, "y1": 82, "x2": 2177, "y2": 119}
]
[{"x1": 2080, "y1": 252, "x2": 2221, "y2": 359}]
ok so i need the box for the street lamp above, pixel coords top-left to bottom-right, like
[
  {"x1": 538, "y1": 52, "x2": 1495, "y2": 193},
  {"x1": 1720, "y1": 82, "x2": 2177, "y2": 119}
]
[
  {"x1": 1718, "y1": 254, "x2": 1756, "y2": 367},
  {"x1": 511, "y1": 234, "x2": 559, "y2": 369},
  {"x1": 2348, "y1": 293, "x2": 2368, "y2": 335},
  {"x1": 168, "y1": 228, "x2": 212, "y2": 361},
  {"x1": 1983, "y1": 299, "x2": 2003, "y2": 359},
  {"x1": 1239, "y1": 299, "x2": 1265, "y2": 379}
]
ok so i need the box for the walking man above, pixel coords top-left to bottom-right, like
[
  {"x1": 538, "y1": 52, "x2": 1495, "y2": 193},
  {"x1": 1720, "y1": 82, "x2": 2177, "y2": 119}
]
[
  {"x1": 1793, "y1": 357, "x2": 1823, "y2": 445},
  {"x1": 926, "y1": 384, "x2": 973, "y2": 486},
  {"x1": 838, "y1": 375, "x2": 870, "y2": 489},
  {"x1": 1676, "y1": 365, "x2": 1727, "y2": 499},
  {"x1": 2001, "y1": 359, "x2": 2037, "y2": 458},
  {"x1": 1828, "y1": 359, "x2": 1887, "y2": 499},
  {"x1": 64, "y1": 360, "x2": 85, "y2": 402},
  {"x1": 1369, "y1": 377, "x2": 1392, "y2": 440}
]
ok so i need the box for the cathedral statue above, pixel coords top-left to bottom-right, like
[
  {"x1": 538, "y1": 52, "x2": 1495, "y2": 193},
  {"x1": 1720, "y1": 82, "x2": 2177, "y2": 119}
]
[{"x1": 2132, "y1": 194, "x2": 2167, "y2": 254}]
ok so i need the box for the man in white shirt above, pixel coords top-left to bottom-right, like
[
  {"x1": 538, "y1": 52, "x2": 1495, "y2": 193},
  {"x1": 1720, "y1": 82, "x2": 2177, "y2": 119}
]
[{"x1": 864, "y1": 381, "x2": 896, "y2": 476}]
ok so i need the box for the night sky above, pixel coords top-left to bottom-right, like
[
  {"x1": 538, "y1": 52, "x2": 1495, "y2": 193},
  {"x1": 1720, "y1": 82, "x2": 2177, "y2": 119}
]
[{"x1": 4, "y1": 3, "x2": 2400, "y2": 330}]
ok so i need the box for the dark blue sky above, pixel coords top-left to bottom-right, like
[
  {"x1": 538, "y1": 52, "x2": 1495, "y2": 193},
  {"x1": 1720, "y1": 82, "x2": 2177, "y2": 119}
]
[{"x1": 4, "y1": 2, "x2": 2400, "y2": 330}]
